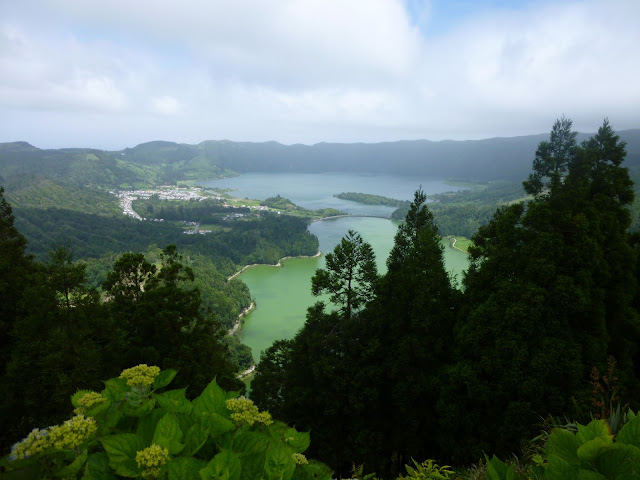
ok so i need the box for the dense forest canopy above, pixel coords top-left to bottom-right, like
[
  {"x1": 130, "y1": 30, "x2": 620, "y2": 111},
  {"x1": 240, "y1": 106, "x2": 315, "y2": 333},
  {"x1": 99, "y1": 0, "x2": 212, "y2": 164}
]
[{"x1": 251, "y1": 118, "x2": 640, "y2": 477}]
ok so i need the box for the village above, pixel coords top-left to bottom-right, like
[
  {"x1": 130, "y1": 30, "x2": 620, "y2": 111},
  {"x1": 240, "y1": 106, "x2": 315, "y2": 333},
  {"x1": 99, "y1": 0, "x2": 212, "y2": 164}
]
[{"x1": 111, "y1": 186, "x2": 271, "y2": 230}]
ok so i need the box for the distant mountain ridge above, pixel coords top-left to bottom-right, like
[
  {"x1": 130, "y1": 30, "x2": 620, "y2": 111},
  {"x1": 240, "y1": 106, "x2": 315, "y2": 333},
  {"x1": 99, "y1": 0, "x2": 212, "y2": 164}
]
[{"x1": 1, "y1": 129, "x2": 639, "y2": 186}]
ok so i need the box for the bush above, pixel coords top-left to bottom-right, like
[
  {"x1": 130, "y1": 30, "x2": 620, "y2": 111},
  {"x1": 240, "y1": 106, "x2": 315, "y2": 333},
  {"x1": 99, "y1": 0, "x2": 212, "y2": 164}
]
[{"x1": 1, "y1": 364, "x2": 332, "y2": 480}]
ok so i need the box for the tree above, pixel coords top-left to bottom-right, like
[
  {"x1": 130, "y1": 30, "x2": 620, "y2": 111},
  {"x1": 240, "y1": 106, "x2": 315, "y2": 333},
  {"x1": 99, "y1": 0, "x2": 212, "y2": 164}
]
[
  {"x1": 103, "y1": 245, "x2": 244, "y2": 395},
  {"x1": 311, "y1": 230, "x2": 378, "y2": 319},
  {"x1": 0, "y1": 187, "x2": 35, "y2": 451},
  {"x1": 102, "y1": 252, "x2": 156, "y2": 304},
  {"x1": 0, "y1": 187, "x2": 32, "y2": 368},
  {"x1": 523, "y1": 116, "x2": 577, "y2": 197},
  {"x1": 374, "y1": 188, "x2": 459, "y2": 471},
  {"x1": 250, "y1": 339, "x2": 294, "y2": 420},
  {"x1": 440, "y1": 118, "x2": 640, "y2": 462}
]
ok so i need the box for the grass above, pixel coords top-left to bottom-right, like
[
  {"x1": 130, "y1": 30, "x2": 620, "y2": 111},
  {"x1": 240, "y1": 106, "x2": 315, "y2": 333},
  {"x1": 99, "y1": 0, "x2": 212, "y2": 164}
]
[{"x1": 448, "y1": 236, "x2": 473, "y2": 252}]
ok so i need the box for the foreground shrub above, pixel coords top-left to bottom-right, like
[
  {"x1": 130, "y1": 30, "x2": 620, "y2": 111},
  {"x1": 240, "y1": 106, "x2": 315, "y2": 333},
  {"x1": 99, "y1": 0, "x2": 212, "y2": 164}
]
[{"x1": 1, "y1": 364, "x2": 332, "y2": 480}]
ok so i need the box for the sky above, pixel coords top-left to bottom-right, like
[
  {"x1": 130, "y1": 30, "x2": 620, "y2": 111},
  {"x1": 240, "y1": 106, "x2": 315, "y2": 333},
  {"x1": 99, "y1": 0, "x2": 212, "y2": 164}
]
[{"x1": 0, "y1": 0, "x2": 639, "y2": 150}]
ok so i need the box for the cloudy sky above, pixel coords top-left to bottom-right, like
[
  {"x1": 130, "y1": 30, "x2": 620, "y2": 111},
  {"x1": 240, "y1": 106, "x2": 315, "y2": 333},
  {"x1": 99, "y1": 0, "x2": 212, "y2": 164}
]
[{"x1": 0, "y1": 0, "x2": 639, "y2": 149}]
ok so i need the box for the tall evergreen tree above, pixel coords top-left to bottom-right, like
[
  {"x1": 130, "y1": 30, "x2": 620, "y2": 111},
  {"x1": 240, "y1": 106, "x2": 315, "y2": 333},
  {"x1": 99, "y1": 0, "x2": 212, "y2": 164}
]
[
  {"x1": 375, "y1": 188, "x2": 458, "y2": 471},
  {"x1": 441, "y1": 118, "x2": 639, "y2": 462},
  {"x1": 311, "y1": 229, "x2": 378, "y2": 319},
  {"x1": 523, "y1": 116, "x2": 578, "y2": 197}
]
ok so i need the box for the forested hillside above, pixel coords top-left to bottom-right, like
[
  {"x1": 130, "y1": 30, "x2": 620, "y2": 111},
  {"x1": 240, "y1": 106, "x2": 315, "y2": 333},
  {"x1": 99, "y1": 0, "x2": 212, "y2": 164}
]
[{"x1": 2, "y1": 129, "x2": 639, "y2": 185}]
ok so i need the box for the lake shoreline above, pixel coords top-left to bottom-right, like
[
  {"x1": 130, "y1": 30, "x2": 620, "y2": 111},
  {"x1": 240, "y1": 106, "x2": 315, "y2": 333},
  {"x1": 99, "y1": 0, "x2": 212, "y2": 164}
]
[
  {"x1": 227, "y1": 250, "x2": 322, "y2": 282},
  {"x1": 228, "y1": 302, "x2": 255, "y2": 336}
]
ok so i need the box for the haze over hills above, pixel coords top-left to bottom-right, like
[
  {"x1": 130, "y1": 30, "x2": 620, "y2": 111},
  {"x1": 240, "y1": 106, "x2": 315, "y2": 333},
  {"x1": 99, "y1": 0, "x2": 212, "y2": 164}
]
[{"x1": 1, "y1": 129, "x2": 639, "y2": 187}]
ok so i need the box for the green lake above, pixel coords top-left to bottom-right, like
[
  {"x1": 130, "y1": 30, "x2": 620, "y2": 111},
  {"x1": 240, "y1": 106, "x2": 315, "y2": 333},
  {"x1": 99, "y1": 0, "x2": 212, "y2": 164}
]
[
  {"x1": 237, "y1": 216, "x2": 469, "y2": 361},
  {"x1": 202, "y1": 173, "x2": 472, "y2": 362}
]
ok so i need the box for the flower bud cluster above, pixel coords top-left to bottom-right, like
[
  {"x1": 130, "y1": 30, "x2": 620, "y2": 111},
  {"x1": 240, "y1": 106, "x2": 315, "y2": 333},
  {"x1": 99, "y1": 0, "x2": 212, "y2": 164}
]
[
  {"x1": 74, "y1": 391, "x2": 107, "y2": 414},
  {"x1": 292, "y1": 452, "x2": 309, "y2": 465},
  {"x1": 78, "y1": 391, "x2": 107, "y2": 408},
  {"x1": 225, "y1": 396, "x2": 273, "y2": 426},
  {"x1": 119, "y1": 364, "x2": 160, "y2": 388},
  {"x1": 9, "y1": 428, "x2": 51, "y2": 460},
  {"x1": 9, "y1": 414, "x2": 96, "y2": 460},
  {"x1": 48, "y1": 414, "x2": 97, "y2": 450},
  {"x1": 135, "y1": 443, "x2": 170, "y2": 479}
]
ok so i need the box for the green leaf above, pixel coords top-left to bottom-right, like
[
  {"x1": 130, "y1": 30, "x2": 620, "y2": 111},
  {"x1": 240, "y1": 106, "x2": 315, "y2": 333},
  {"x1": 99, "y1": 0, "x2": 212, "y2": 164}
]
[
  {"x1": 265, "y1": 444, "x2": 296, "y2": 480},
  {"x1": 85, "y1": 399, "x2": 112, "y2": 417},
  {"x1": 54, "y1": 449, "x2": 87, "y2": 477},
  {"x1": 283, "y1": 428, "x2": 310, "y2": 453},
  {"x1": 484, "y1": 454, "x2": 515, "y2": 480},
  {"x1": 168, "y1": 457, "x2": 207, "y2": 480},
  {"x1": 291, "y1": 460, "x2": 333, "y2": 480},
  {"x1": 546, "y1": 428, "x2": 581, "y2": 468},
  {"x1": 205, "y1": 412, "x2": 235, "y2": 439},
  {"x1": 183, "y1": 423, "x2": 210, "y2": 457},
  {"x1": 617, "y1": 416, "x2": 640, "y2": 448},
  {"x1": 595, "y1": 443, "x2": 640, "y2": 479},
  {"x1": 0, "y1": 457, "x2": 46, "y2": 480},
  {"x1": 155, "y1": 389, "x2": 192, "y2": 414},
  {"x1": 153, "y1": 412, "x2": 185, "y2": 455},
  {"x1": 575, "y1": 470, "x2": 607, "y2": 480},
  {"x1": 154, "y1": 369, "x2": 178, "y2": 390},
  {"x1": 199, "y1": 449, "x2": 242, "y2": 480},
  {"x1": 136, "y1": 409, "x2": 165, "y2": 444},
  {"x1": 546, "y1": 455, "x2": 578, "y2": 480},
  {"x1": 238, "y1": 450, "x2": 267, "y2": 480},
  {"x1": 122, "y1": 397, "x2": 156, "y2": 417},
  {"x1": 193, "y1": 378, "x2": 230, "y2": 418},
  {"x1": 232, "y1": 429, "x2": 270, "y2": 455},
  {"x1": 100, "y1": 433, "x2": 146, "y2": 478},
  {"x1": 577, "y1": 437, "x2": 610, "y2": 463},
  {"x1": 102, "y1": 378, "x2": 129, "y2": 403},
  {"x1": 576, "y1": 420, "x2": 613, "y2": 445},
  {"x1": 84, "y1": 452, "x2": 115, "y2": 480}
]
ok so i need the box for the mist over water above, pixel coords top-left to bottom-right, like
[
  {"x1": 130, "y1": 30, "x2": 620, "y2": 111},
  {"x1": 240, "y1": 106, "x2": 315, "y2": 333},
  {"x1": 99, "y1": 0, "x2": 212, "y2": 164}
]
[{"x1": 207, "y1": 173, "x2": 470, "y2": 362}]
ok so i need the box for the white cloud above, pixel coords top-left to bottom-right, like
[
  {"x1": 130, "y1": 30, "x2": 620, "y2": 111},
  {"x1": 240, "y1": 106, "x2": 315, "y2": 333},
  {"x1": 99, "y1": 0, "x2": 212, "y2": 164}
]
[
  {"x1": 0, "y1": 0, "x2": 638, "y2": 148},
  {"x1": 151, "y1": 96, "x2": 183, "y2": 116}
]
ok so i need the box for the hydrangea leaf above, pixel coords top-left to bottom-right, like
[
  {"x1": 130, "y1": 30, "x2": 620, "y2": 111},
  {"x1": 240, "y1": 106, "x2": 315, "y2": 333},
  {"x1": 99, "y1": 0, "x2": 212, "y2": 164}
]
[
  {"x1": 183, "y1": 423, "x2": 210, "y2": 457},
  {"x1": 283, "y1": 428, "x2": 310, "y2": 453},
  {"x1": 100, "y1": 433, "x2": 146, "y2": 478},
  {"x1": 84, "y1": 452, "x2": 113, "y2": 480},
  {"x1": 154, "y1": 388, "x2": 192, "y2": 414},
  {"x1": 168, "y1": 457, "x2": 208, "y2": 480},
  {"x1": 199, "y1": 449, "x2": 242, "y2": 480},
  {"x1": 153, "y1": 369, "x2": 178, "y2": 390},
  {"x1": 153, "y1": 412, "x2": 185, "y2": 455},
  {"x1": 265, "y1": 444, "x2": 296, "y2": 480},
  {"x1": 192, "y1": 378, "x2": 228, "y2": 418},
  {"x1": 102, "y1": 378, "x2": 128, "y2": 403},
  {"x1": 53, "y1": 448, "x2": 87, "y2": 477}
]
